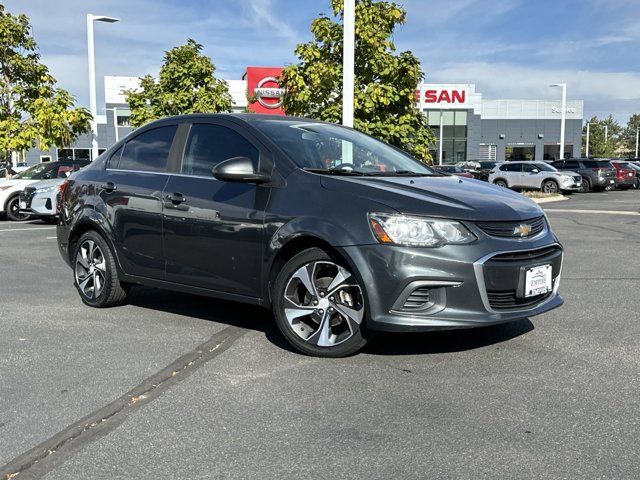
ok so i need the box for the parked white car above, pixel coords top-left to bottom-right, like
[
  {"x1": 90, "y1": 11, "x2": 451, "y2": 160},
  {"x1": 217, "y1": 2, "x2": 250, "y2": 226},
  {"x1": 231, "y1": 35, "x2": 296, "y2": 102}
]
[
  {"x1": 488, "y1": 161, "x2": 581, "y2": 193},
  {"x1": 0, "y1": 160, "x2": 89, "y2": 221},
  {"x1": 18, "y1": 177, "x2": 67, "y2": 223}
]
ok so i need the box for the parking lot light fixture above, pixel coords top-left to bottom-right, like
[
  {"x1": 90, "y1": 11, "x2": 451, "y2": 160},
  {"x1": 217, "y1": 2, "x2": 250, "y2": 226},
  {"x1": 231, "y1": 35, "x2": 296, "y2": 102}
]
[
  {"x1": 635, "y1": 127, "x2": 639, "y2": 158},
  {"x1": 87, "y1": 14, "x2": 120, "y2": 162},
  {"x1": 550, "y1": 83, "x2": 567, "y2": 160}
]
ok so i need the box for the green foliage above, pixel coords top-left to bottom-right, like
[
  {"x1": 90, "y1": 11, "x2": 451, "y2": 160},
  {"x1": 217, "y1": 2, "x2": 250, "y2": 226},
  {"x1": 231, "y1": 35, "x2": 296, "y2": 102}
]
[
  {"x1": 582, "y1": 115, "x2": 622, "y2": 158},
  {"x1": 621, "y1": 113, "x2": 640, "y2": 156},
  {"x1": 126, "y1": 39, "x2": 233, "y2": 127},
  {"x1": 280, "y1": 0, "x2": 434, "y2": 162},
  {"x1": 0, "y1": 3, "x2": 91, "y2": 169}
]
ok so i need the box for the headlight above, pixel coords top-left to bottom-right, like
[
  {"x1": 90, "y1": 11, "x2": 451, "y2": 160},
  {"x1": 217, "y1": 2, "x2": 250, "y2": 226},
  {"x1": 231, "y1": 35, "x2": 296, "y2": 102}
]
[
  {"x1": 368, "y1": 213, "x2": 476, "y2": 247},
  {"x1": 34, "y1": 185, "x2": 58, "y2": 194}
]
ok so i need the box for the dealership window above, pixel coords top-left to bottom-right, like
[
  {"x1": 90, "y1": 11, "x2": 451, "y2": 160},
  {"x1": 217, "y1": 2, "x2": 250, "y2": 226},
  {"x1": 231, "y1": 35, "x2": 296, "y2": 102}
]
[
  {"x1": 116, "y1": 109, "x2": 132, "y2": 126},
  {"x1": 56, "y1": 148, "x2": 106, "y2": 162},
  {"x1": 424, "y1": 109, "x2": 468, "y2": 164},
  {"x1": 506, "y1": 145, "x2": 535, "y2": 161},
  {"x1": 40, "y1": 155, "x2": 52, "y2": 163},
  {"x1": 479, "y1": 144, "x2": 497, "y2": 161}
]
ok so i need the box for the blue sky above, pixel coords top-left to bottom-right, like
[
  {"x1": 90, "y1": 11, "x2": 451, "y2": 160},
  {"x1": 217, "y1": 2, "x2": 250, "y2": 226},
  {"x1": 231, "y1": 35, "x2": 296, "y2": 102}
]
[{"x1": 7, "y1": 0, "x2": 640, "y2": 124}]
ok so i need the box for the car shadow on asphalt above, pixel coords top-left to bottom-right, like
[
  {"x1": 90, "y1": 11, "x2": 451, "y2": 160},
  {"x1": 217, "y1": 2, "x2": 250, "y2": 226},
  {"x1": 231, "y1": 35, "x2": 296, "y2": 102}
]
[
  {"x1": 125, "y1": 287, "x2": 295, "y2": 352},
  {"x1": 126, "y1": 287, "x2": 534, "y2": 357},
  {"x1": 363, "y1": 319, "x2": 534, "y2": 356}
]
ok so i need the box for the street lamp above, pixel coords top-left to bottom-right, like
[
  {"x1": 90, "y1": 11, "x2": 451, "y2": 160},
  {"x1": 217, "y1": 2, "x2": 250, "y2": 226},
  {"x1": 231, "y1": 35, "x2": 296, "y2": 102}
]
[
  {"x1": 636, "y1": 127, "x2": 639, "y2": 158},
  {"x1": 342, "y1": 0, "x2": 355, "y2": 128},
  {"x1": 550, "y1": 83, "x2": 567, "y2": 160},
  {"x1": 87, "y1": 14, "x2": 119, "y2": 161}
]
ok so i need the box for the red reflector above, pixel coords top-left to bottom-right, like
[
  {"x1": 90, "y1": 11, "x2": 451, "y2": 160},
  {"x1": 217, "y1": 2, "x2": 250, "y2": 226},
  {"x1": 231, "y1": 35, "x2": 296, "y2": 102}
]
[{"x1": 57, "y1": 180, "x2": 69, "y2": 214}]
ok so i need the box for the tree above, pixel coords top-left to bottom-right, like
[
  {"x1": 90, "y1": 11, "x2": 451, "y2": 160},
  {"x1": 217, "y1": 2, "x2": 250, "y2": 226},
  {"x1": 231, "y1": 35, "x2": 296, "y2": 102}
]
[
  {"x1": 0, "y1": 3, "x2": 91, "y2": 175},
  {"x1": 621, "y1": 113, "x2": 640, "y2": 157},
  {"x1": 582, "y1": 115, "x2": 622, "y2": 158},
  {"x1": 126, "y1": 39, "x2": 233, "y2": 127},
  {"x1": 279, "y1": 0, "x2": 435, "y2": 162}
]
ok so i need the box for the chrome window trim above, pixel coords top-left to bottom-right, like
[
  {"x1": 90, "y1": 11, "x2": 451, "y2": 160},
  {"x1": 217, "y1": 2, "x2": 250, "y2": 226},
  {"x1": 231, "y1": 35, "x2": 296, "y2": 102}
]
[
  {"x1": 473, "y1": 242, "x2": 563, "y2": 314},
  {"x1": 105, "y1": 168, "x2": 169, "y2": 176}
]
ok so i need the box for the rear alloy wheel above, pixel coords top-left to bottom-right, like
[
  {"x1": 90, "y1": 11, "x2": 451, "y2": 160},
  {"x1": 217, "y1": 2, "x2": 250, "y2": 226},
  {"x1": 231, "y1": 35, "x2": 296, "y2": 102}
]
[
  {"x1": 494, "y1": 179, "x2": 508, "y2": 188},
  {"x1": 74, "y1": 231, "x2": 129, "y2": 308},
  {"x1": 633, "y1": 178, "x2": 640, "y2": 190},
  {"x1": 542, "y1": 180, "x2": 559, "y2": 194},
  {"x1": 273, "y1": 248, "x2": 368, "y2": 357},
  {"x1": 578, "y1": 177, "x2": 590, "y2": 193},
  {"x1": 6, "y1": 195, "x2": 31, "y2": 221}
]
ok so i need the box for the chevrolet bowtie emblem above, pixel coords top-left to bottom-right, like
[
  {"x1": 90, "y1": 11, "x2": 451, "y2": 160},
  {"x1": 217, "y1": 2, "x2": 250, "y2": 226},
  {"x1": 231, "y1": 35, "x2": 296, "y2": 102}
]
[{"x1": 514, "y1": 224, "x2": 532, "y2": 237}]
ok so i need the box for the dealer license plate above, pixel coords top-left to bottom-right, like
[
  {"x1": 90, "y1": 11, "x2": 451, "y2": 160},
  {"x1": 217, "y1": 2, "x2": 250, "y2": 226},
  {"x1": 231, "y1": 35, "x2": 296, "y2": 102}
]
[
  {"x1": 525, "y1": 265, "x2": 552, "y2": 297},
  {"x1": 19, "y1": 201, "x2": 26, "y2": 210}
]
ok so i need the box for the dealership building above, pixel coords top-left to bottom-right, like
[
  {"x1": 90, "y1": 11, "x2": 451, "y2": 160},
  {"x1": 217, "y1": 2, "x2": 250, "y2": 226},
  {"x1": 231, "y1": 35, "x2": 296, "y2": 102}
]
[{"x1": 22, "y1": 67, "x2": 584, "y2": 166}]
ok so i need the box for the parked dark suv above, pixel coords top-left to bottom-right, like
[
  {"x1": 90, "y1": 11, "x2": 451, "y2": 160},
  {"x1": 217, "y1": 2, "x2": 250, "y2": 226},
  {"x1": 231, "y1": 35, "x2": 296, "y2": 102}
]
[
  {"x1": 57, "y1": 114, "x2": 564, "y2": 357},
  {"x1": 551, "y1": 158, "x2": 616, "y2": 192}
]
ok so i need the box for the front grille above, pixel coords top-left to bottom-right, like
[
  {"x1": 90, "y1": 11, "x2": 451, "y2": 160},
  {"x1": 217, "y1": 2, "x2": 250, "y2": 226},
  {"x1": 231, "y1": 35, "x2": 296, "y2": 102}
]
[
  {"x1": 19, "y1": 187, "x2": 37, "y2": 208},
  {"x1": 487, "y1": 291, "x2": 551, "y2": 310},
  {"x1": 489, "y1": 245, "x2": 561, "y2": 262},
  {"x1": 401, "y1": 286, "x2": 432, "y2": 311},
  {"x1": 482, "y1": 245, "x2": 562, "y2": 311},
  {"x1": 475, "y1": 216, "x2": 546, "y2": 238}
]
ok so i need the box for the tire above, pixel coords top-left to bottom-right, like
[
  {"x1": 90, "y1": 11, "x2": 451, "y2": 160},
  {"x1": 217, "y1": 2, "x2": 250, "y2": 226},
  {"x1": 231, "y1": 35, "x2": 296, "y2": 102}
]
[
  {"x1": 73, "y1": 230, "x2": 129, "y2": 308},
  {"x1": 272, "y1": 247, "x2": 368, "y2": 357},
  {"x1": 6, "y1": 195, "x2": 31, "y2": 221},
  {"x1": 494, "y1": 179, "x2": 508, "y2": 188},
  {"x1": 578, "y1": 177, "x2": 591, "y2": 193},
  {"x1": 542, "y1": 180, "x2": 559, "y2": 194},
  {"x1": 634, "y1": 178, "x2": 640, "y2": 190}
]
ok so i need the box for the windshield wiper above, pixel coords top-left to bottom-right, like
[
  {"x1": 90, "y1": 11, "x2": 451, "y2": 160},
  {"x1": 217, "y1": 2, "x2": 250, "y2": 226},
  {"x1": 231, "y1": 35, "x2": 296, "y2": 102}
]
[
  {"x1": 360, "y1": 170, "x2": 435, "y2": 177},
  {"x1": 303, "y1": 167, "x2": 366, "y2": 176}
]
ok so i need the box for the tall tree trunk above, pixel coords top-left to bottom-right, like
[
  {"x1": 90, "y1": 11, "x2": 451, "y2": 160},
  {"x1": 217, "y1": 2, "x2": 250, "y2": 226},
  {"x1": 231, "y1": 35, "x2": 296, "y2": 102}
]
[{"x1": 4, "y1": 149, "x2": 12, "y2": 178}]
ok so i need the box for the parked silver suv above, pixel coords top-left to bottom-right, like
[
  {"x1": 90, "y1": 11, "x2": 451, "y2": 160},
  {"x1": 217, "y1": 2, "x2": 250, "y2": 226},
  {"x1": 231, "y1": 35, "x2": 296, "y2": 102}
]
[{"x1": 488, "y1": 161, "x2": 581, "y2": 193}]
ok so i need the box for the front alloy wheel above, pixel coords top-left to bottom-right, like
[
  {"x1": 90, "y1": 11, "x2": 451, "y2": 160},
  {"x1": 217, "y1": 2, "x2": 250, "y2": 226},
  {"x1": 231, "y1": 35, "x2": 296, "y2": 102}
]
[
  {"x1": 273, "y1": 248, "x2": 367, "y2": 357},
  {"x1": 6, "y1": 196, "x2": 31, "y2": 221},
  {"x1": 542, "y1": 180, "x2": 559, "y2": 194}
]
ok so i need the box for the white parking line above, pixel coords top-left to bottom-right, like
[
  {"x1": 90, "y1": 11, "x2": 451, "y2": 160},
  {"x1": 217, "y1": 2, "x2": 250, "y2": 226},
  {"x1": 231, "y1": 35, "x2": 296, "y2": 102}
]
[
  {"x1": 545, "y1": 209, "x2": 640, "y2": 216},
  {"x1": 0, "y1": 226, "x2": 57, "y2": 232}
]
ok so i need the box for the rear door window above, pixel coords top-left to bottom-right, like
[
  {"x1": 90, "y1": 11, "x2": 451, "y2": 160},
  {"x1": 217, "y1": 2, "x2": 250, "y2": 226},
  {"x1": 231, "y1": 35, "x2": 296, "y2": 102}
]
[
  {"x1": 563, "y1": 160, "x2": 580, "y2": 169},
  {"x1": 180, "y1": 123, "x2": 259, "y2": 177},
  {"x1": 500, "y1": 163, "x2": 522, "y2": 172},
  {"x1": 116, "y1": 126, "x2": 177, "y2": 172}
]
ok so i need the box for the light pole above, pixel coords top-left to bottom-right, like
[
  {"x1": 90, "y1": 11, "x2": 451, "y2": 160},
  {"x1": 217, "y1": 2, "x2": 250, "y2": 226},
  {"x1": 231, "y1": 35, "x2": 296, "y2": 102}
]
[
  {"x1": 342, "y1": 0, "x2": 355, "y2": 128},
  {"x1": 87, "y1": 14, "x2": 119, "y2": 161},
  {"x1": 585, "y1": 121, "x2": 590, "y2": 158},
  {"x1": 550, "y1": 83, "x2": 567, "y2": 160},
  {"x1": 635, "y1": 127, "x2": 639, "y2": 158}
]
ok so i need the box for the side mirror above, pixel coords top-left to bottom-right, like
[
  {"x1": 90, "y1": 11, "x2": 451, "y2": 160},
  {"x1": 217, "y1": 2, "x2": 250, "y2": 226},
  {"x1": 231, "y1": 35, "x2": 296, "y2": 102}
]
[
  {"x1": 212, "y1": 156, "x2": 271, "y2": 184},
  {"x1": 531, "y1": 168, "x2": 539, "y2": 174}
]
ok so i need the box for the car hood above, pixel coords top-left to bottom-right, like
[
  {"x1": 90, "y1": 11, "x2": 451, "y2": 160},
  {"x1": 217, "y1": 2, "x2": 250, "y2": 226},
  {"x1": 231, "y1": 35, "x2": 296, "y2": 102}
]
[
  {"x1": 26, "y1": 178, "x2": 64, "y2": 189},
  {"x1": 320, "y1": 175, "x2": 543, "y2": 221},
  {"x1": 0, "y1": 179, "x2": 37, "y2": 188}
]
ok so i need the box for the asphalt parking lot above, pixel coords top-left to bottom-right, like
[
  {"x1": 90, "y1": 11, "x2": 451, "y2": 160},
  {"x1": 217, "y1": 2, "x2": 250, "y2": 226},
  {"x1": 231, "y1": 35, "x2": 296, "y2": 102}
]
[{"x1": 1, "y1": 189, "x2": 639, "y2": 479}]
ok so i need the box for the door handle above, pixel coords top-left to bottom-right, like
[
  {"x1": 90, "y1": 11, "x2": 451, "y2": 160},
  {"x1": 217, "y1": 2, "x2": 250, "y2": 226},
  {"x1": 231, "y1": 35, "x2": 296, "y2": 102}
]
[
  {"x1": 165, "y1": 192, "x2": 186, "y2": 204},
  {"x1": 101, "y1": 182, "x2": 117, "y2": 192}
]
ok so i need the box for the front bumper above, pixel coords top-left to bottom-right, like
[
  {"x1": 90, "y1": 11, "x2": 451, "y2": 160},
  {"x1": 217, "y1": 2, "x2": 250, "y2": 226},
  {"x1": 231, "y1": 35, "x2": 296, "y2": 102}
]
[
  {"x1": 341, "y1": 227, "x2": 563, "y2": 332},
  {"x1": 19, "y1": 189, "x2": 56, "y2": 217}
]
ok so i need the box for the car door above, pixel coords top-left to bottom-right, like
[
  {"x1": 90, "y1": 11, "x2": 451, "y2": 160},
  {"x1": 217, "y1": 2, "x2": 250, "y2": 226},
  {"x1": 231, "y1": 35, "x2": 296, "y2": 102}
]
[
  {"x1": 521, "y1": 163, "x2": 542, "y2": 188},
  {"x1": 100, "y1": 124, "x2": 178, "y2": 280},
  {"x1": 504, "y1": 162, "x2": 522, "y2": 187},
  {"x1": 162, "y1": 120, "x2": 271, "y2": 298}
]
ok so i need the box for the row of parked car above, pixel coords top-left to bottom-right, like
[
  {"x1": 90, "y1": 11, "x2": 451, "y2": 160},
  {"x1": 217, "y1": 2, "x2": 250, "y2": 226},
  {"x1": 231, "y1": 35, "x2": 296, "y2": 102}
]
[
  {"x1": 1, "y1": 156, "x2": 638, "y2": 223},
  {"x1": 0, "y1": 160, "x2": 90, "y2": 221},
  {"x1": 435, "y1": 158, "x2": 640, "y2": 194}
]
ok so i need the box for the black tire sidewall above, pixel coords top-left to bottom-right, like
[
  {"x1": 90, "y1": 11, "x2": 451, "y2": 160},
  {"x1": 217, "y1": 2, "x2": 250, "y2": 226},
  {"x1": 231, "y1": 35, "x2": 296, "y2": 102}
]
[
  {"x1": 580, "y1": 177, "x2": 590, "y2": 193},
  {"x1": 6, "y1": 196, "x2": 30, "y2": 221},
  {"x1": 73, "y1": 231, "x2": 121, "y2": 307},
  {"x1": 272, "y1": 247, "x2": 368, "y2": 357}
]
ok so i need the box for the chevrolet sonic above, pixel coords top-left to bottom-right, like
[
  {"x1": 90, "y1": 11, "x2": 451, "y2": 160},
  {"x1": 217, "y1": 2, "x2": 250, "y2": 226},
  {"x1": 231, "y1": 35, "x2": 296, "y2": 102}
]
[{"x1": 57, "y1": 114, "x2": 564, "y2": 357}]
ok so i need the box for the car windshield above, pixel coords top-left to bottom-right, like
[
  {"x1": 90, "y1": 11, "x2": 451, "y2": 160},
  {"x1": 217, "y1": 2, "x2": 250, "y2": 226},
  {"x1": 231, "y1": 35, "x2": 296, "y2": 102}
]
[
  {"x1": 533, "y1": 163, "x2": 557, "y2": 172},
  {"x1": 248, "y1": 119, "x2": 435, "y2": 176},
  {"x1": 12, "y1": 163, "x2": 50, "y2": 179}
]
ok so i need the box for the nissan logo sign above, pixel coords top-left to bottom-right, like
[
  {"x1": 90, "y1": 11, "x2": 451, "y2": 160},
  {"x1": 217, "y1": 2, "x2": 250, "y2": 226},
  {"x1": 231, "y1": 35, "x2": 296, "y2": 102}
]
[{"x1": 254, "y1": 77, "x2": 285, "y2": 109}]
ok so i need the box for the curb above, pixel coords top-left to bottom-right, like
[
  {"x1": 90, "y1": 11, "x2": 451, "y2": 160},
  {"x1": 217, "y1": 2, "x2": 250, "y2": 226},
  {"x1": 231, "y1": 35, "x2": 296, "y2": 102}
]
[{"x1": 528, "y1": 195, "x2": 569, "y2": 204}]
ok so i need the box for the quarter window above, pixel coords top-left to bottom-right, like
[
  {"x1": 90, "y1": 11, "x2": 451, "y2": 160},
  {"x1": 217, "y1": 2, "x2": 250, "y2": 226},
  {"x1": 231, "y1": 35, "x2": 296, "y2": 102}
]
[
  {"x1": 116, "y1": 126, "x2": 177, "y2": 172},
  {"x1": 564, "y1": 160, "x2": 580, "y2": 169},
  {"x1": 181, "y1": 123, "x2": 259, "y2": 177}
]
